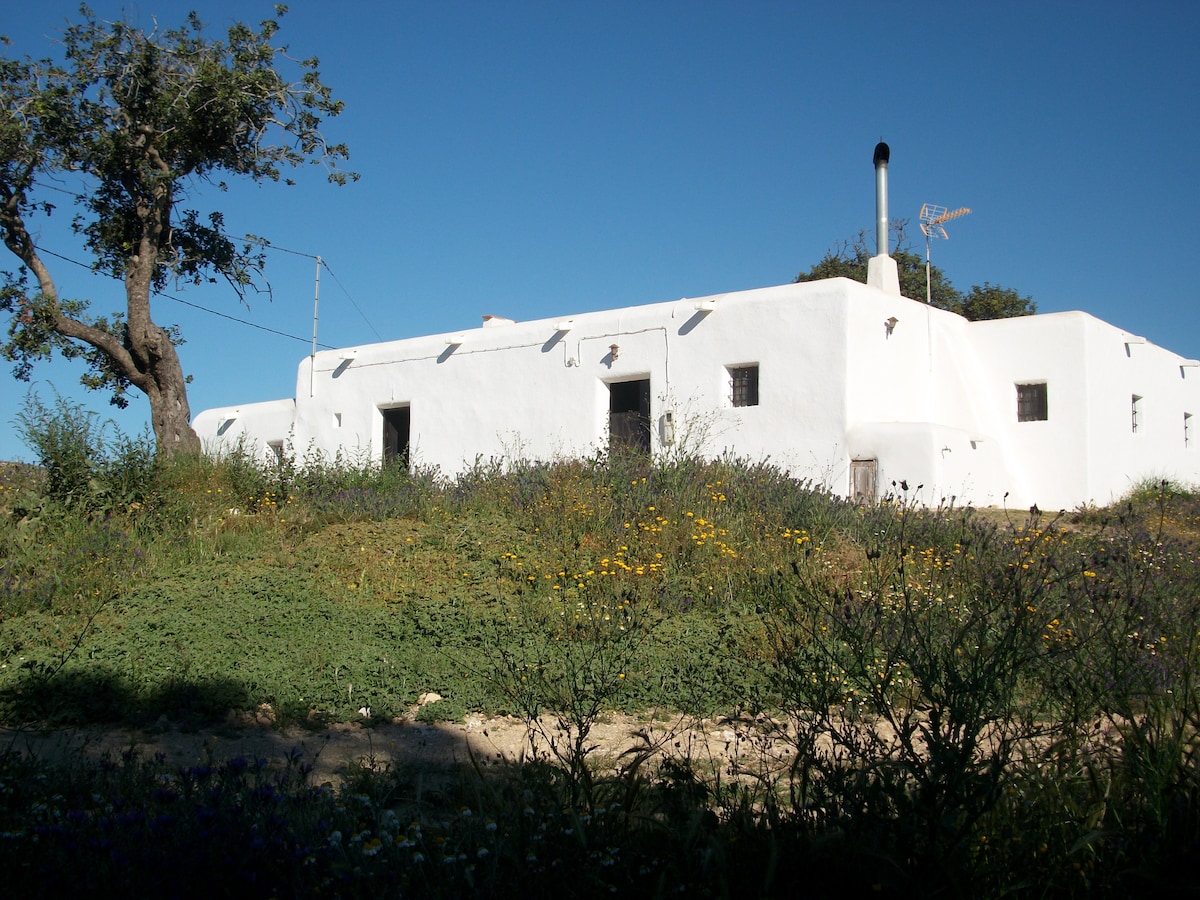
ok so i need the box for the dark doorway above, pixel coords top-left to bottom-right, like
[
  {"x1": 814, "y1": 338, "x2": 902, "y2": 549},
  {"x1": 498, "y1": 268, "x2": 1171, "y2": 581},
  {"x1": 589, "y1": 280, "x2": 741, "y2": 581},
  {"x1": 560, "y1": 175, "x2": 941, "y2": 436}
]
[
  {"x1": 382, "y1": 406, "x2": 410, "y2": 468},
  {"x1": 609, "y1": 379, "x2": 651, "y2": 457}
]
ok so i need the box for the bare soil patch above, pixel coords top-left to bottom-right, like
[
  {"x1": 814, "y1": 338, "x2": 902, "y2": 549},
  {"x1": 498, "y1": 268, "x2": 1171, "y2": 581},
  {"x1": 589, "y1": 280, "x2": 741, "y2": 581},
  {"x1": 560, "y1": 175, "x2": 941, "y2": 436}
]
[{"x1": 1, "y1": 709, "x2": 790, "y2": 786}]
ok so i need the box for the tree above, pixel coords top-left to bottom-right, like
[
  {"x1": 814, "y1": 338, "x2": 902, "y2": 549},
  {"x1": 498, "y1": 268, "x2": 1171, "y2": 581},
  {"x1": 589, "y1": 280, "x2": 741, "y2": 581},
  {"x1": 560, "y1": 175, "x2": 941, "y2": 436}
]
[
  {"x1": 0, "y1": 6, "x2": 356, "y2": 454},
  {"x1": 794, "y1": 225, "x2": 1035, "y2": 321},
  {"x1": 959, "y1": 282, "x2": 1036, "y2": 321}
]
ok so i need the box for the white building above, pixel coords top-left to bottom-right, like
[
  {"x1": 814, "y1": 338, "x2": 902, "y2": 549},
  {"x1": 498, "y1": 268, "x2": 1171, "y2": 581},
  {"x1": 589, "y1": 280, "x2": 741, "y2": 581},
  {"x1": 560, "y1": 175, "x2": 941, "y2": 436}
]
[
  {"x1": 193, "y1": 143, "x2": 1200, "y2": 510},
  {"x1": 192, "y1": 274, "x2": 1200, "y2": 511}
]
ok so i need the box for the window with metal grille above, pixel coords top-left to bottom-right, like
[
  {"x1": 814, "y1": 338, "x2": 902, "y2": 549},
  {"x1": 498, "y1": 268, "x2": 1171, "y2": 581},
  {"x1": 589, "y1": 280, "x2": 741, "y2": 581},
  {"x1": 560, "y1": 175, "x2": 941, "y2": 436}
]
[
  {"x1": 729, "y1": 365, "x2": 759, "y2": 407},
  {"x1": 1016, "y1": 382, "x2": 1048, "y2": 422}
]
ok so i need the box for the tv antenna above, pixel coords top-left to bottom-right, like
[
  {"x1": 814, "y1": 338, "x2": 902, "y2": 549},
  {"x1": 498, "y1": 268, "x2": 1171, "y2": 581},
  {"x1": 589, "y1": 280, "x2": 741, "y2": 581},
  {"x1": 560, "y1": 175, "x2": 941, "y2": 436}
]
[{"x1": 919, "y1": 203, "x2": 971, "y2": 304}]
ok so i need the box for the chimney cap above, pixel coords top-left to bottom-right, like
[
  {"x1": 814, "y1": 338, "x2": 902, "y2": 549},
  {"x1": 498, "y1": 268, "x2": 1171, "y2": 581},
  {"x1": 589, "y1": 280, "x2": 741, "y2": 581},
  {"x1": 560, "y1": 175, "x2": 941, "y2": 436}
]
[{"x1": 873, "y1": 141, "x2": 890, "y2": 166}]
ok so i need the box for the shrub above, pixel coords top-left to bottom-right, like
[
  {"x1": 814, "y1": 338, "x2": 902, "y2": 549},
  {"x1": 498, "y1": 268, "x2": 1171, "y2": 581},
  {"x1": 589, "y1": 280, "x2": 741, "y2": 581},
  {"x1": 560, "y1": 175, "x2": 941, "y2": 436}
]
[{"x1": 13, "y1": 391, "x2": 157, "y2": 514}]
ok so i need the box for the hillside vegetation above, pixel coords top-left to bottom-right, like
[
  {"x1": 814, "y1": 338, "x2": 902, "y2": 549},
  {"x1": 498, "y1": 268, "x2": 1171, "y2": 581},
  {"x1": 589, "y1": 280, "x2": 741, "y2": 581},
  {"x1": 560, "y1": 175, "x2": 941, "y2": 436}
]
[{"x1": 2, "y1": 400, "x2": 1200, "y2": 896}]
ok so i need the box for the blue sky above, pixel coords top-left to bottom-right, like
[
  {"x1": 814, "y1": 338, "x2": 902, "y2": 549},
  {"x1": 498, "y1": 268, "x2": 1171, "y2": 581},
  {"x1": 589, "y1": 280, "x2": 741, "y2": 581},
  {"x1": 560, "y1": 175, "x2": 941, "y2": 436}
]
[{"x1": 1, "y1": 1, "x2": 1197, "y2": 462}]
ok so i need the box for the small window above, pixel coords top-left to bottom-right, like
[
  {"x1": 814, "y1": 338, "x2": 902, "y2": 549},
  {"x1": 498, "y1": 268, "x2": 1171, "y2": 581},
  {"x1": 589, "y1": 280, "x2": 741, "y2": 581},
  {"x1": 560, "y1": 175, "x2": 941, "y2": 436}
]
[
  {"x1": 1016, "y1": 382, "x2": 1047, "y2": 422},
  {"x1": 1185, "y1": 412, "x2": 1192, "y2": 448},
  {"x1": 267, "y1": 440, "x2": 284, "y2": 463},
  {"x1": 1132, "y1": 395, "x2": 1143, "y2": 433},
  {"x1": 729, "y1": 365, "x2": 759, "y2": 408}
]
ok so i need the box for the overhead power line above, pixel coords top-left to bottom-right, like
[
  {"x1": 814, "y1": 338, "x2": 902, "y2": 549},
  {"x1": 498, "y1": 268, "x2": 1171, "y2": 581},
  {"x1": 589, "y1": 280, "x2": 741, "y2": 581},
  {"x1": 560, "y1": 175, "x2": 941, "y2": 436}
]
[
  {"x1": 29, "y1": 244, "x2": 343, "y2": 350},
  {"x1": 24, "y1": 176, "x2": 384, "y2": 343},
  {"x1": 244, "y1": 236, "x2": 384, "y2": 342}
]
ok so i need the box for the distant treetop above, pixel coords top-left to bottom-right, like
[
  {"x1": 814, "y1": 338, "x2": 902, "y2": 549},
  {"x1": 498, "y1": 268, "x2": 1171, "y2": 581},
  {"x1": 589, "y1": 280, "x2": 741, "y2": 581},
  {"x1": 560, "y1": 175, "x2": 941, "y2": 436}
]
[{"x1": 795, "y1": 224, "x2": 1036, "y2": 321}]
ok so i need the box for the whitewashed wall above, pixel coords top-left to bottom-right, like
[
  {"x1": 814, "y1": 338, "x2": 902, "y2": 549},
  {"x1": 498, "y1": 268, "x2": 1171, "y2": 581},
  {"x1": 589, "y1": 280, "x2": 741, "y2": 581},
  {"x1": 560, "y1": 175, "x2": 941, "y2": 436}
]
[
  {"x1": 194, "y1": 398, "x2": 295, "y2": 463},
  {"x1": 192, "y1": 279, "x2": 1200, "y2": 509}
]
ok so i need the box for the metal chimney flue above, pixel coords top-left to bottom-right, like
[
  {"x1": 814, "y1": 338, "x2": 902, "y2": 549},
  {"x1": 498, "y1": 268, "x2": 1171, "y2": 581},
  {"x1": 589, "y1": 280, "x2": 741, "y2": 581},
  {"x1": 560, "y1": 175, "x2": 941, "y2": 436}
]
[
  {"x1": 873, "y1": 141, "x2": 890, "y2": 256},
  {"x1": 866, "y1": 141, "x2": 901, "y2": 296}
]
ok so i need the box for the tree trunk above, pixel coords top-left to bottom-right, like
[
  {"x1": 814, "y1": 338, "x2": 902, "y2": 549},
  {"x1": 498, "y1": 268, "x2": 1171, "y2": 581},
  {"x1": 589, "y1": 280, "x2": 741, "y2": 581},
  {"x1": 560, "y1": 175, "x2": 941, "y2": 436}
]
[
  {"x1": 123, "y1": 219, "x2": 202, "y2": 457},
  {"x1": 144, "y1": 337, "x2": 202, "y2": 455}
]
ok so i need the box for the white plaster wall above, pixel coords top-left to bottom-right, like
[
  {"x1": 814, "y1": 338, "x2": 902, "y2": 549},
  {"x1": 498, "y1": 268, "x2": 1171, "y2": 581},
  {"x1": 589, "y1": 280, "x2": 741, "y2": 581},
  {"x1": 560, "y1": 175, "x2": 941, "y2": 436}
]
[
  {"x1": 969, "y1": 312, "x2": 1200, "y2": 509},
  {"x1": 682, "y1": 282, "x2": 850, "y2": 480},
  {"x1": 192, "y1": 398, "x2": 296, "y2": 463},
  {"x1": 191, "y1": 278, "x2": 1200, "y2": 509},
  {"x1": 839, "y1": 282, "x2": 1014, "y2": 505},
  {"x1": 1078, "y1": 316, "x2": 1200, "y2": 502},
  {"x1": 281, "y1": 282, "x2": 856, "y2": 482},
  {"x1": 968, "y1": 313, "x2": 1094, "y2": 509}
]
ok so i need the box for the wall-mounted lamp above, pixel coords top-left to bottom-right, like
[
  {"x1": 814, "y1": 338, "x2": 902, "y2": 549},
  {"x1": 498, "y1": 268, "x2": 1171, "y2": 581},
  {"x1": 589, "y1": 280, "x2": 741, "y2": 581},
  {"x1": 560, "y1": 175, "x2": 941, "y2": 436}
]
[
  {"x1": 446, "y1": 333, "x2": 465, "y2": 347},
  {"x1": 885, "y1": 316, "x2": 899, "y2": 336},
  {"x1": 609, "y1": 343, "x2": 620, "y2": 360},
  {"x1": 555, "y1": 319, "x2": 575, "y2": 332},
  {"x1": 693, "y1": 298, "x2": 717, "y2": 312}
]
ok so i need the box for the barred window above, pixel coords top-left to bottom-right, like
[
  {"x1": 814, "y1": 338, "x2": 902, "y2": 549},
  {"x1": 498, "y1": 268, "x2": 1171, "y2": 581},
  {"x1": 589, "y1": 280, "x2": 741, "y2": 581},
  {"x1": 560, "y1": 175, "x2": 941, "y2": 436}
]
[
  {"x1": 1016, "y1": 382, "x2": 1048, "y2": 422},
  {"x1": 729, "y1": 365, "x2": 759, "y2": 408}
]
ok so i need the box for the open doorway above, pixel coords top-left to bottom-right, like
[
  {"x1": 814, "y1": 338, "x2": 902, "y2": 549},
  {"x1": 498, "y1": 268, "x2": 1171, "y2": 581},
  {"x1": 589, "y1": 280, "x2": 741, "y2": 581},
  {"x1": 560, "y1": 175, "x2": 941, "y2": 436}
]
[
  {"x1": 609, "y1": 378, "x2": 651, "y2": 458},
  {"x1": 381, "y1": 405, "x2": 411, "y2": 468}
]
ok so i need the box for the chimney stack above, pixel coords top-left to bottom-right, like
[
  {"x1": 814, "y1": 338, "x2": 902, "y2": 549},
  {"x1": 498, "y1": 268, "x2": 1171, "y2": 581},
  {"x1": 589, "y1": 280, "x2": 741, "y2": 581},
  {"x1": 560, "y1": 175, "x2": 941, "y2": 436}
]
[
  {"x1": 873, "y1": 142, "x2": 890, "y2": 256},
  {"x1": 866, "y1": 141, "x2": 901, "y2": 296}
]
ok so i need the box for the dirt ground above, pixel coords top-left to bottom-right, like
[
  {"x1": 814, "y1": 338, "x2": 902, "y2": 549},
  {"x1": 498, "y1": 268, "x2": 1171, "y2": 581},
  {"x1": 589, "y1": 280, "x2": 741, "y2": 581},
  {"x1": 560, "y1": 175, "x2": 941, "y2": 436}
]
[{"x1": 0, "y1": 706, "x2": 792, "y2": 786}]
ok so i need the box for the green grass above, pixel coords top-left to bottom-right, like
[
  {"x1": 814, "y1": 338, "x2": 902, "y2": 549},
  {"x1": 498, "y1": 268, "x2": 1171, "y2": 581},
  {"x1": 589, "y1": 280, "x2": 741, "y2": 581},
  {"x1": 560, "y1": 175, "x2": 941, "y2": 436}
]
[{"x1": 3, "y1": 442, "x2": 1200, "y2": 896}]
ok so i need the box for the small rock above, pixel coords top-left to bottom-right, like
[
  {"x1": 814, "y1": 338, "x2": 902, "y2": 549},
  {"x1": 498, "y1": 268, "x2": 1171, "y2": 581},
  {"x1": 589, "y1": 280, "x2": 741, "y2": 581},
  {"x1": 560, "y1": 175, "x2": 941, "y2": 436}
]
[{"x1": 418, "y1": 692, "x2": 443, "y2": 706}]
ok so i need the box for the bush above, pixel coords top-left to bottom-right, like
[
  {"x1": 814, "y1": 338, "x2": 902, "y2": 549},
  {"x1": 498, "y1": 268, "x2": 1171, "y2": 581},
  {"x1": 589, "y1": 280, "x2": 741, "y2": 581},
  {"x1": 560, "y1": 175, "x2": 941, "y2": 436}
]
[{"x1": 13, "y1": 391, "x2": 156, "y2": 514}]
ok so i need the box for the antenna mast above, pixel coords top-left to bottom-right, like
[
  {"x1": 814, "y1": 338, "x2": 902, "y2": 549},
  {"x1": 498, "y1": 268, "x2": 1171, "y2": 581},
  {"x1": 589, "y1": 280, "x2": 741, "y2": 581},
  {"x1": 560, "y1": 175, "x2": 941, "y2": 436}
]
[
  {"x1": 310, "y1": 255, "x2": 322, "y2": 397},
  {"x1": 918, "y1": 204, "x2": 971, "y2": 304}
]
